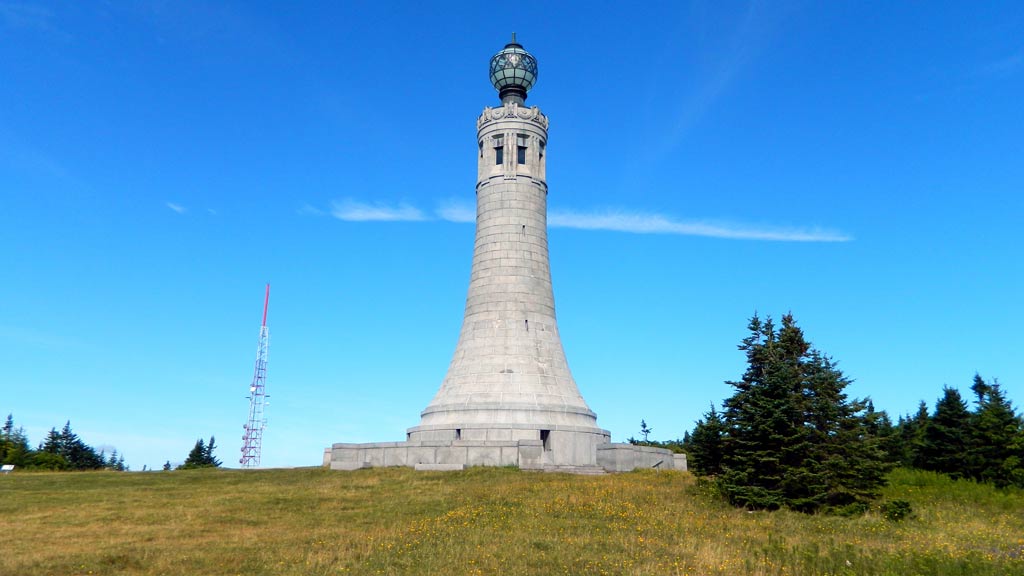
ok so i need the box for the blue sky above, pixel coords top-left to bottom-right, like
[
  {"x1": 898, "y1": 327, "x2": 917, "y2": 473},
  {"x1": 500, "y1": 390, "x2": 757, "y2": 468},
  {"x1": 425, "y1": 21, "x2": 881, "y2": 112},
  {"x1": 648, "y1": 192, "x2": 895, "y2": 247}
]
[{"x1": 2, "y1": 2, "x2": 1021, "y2": 470}]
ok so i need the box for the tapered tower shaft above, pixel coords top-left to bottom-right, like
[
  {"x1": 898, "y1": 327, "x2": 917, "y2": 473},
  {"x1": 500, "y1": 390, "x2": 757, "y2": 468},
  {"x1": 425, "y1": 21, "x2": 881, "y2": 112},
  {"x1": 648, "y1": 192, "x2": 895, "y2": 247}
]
[{"x1": 408, "y1": 38, "x2": 608, "y2": 466}]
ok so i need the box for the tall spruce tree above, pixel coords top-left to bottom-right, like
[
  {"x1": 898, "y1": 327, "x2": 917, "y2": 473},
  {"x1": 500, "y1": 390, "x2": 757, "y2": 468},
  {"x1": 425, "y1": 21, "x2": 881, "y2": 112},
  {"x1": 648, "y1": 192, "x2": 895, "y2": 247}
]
[
  {"x1": 179, "y1": 436, "x2": 221, "y2": 469},
  {"x1": 717, "y1": 314, "x2": 890, "y2": 512},
  {"x1": 106, "y1": 449, "x2": 128, "y2": 471},
  {"x1": 202, "y1": 436, "x2": 221, "y2": 467},
  {"x1": 719, "y1": 315, "x2": 802, "y2": 510},
  {"x1": 967, "y1": 374, "x2": 1024, "y2": 487},
  {"x1": 865, "y1": 401, "x2": 901, "y2": 466},
  {"x1": 35, "y1": 428, "x2": 69, "y2": 469},
  {"x1": 0, "y1": 425, "x2": 31, "y2": 466},
  {"x1": 1, "y1": 414, "x2": 13, "y2": 462},
  {"x1": 920, "y1": 387, "x2": 971, "y2": 478},
  {"x1": 688, "y1": 404, "x2": 725, "y2": 476},
  {"x1": 56, "y1": 421, "x2": 103, "y2": 470},
  {"x1": 39, "y1": 427, "x2": 61, "y2": 454},
  {"x1": 180, "y1": 438, "x2": 207, "y2": 469},
  {"x1": 0, "y1": 414, "x2": 33, "y2": 466},
  {"x1": 895, "y1": 401, "x2": 930, "y2": 468}
]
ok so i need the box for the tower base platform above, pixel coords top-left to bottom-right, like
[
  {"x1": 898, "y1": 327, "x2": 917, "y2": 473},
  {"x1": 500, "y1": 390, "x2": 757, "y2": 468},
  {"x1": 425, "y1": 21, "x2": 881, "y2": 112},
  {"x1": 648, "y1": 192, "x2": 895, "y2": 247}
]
[{"x1": 322, "y1": 437, "x2": 687, "y2": 474}]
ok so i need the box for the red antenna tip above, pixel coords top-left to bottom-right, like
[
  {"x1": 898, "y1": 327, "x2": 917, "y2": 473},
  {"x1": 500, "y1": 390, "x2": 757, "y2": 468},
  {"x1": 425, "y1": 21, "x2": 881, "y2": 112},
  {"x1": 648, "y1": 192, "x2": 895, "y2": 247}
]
[{"x1": 262, "y1": 283, "x2": 270, "y2": 327}]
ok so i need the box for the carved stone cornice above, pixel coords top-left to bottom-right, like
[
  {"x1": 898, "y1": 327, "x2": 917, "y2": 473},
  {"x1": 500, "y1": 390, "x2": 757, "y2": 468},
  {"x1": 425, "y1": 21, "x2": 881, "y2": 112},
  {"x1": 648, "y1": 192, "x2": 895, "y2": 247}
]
[{"x1": 477, "y1": 102, "x2": 548, "y2": 131}]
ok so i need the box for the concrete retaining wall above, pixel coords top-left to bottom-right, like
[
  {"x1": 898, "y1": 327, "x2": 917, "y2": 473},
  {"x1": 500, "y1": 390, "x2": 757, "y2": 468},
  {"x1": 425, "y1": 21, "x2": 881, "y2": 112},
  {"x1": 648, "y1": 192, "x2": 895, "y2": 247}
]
[
  {"x1": 326, "y1": 439, "x2": 686, "y2": 473},
  {"x1": 329, "y1": 439, "x2": 545, "y2": 471},
  {"x1": 596, "y1": 443, "x2": 687, "y2": 472}
]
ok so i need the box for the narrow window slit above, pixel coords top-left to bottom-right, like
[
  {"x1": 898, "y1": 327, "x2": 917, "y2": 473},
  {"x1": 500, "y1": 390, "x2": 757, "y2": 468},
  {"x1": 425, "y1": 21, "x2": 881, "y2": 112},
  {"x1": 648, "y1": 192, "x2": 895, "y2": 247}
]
[
  {"x1": 516, "y1": 134, "x2": 528, "y2": 165},
  {"x1": 494, "y1": 135, "x2": 504, "y2": 165}
]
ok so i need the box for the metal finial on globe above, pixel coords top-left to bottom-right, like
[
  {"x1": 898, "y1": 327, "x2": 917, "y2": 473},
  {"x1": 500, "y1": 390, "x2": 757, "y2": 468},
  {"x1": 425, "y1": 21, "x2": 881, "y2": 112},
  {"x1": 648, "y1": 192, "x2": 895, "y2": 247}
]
[{"x1": 489, "y1": 33, "x2": 537, "y2": 105}]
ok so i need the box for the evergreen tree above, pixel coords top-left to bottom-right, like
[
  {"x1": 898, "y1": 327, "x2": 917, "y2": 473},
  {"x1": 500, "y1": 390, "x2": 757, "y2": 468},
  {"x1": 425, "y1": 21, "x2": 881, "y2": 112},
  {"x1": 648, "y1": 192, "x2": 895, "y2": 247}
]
[
  {"x1": 717, "y1": 314, "x2": 890, "y2": 512},
  {"x1": 1, "y1": 414, "x2": 14, "y2": 462},
  {"x1": 203, "y1": 436, "x2": 221, "y2": 467},
  {"x1": 1, "y1": 427, "x2": 32, "y2": 466},
  {"x1": 179, "y1": 436, "x2": 221, "y2": 469},
  {"x1": 106, "y1": 449, "x2": 127, "y2": 471},
  {"x1": 34, "y1": 428, "x2": 69, "y2": 470},
  {"x1": 805, "y1": 372, "x2": 891, "y2": 511},
  {"x1": 55, "y1": 421, "x2": 103, "y2": 470},
  {"x1": 687, "y1": 404, "x2": 725, "y2": 476},
  {"x1": 0, "y1": 414, "x2": 33, "y2": 466},
  {"x1": 639, "y1": 420, "x2": 652, "y2": 442},
  {"x1": 866, "y1": 402, "x2": 901, "y2": 466},
  {"x1": 920, "y1": 387, "x2": 971, "y2": 478},
  {"x1": 895, "y1": 402, "x2": 930, "y2": 468},
  {"x1": 180, "y1": 438, "x2": 207, "y2": 469},
  {"x1": 40, "y1": 427, "x2": 62, "y2": 454},
  {"x1": 720, "y1": 315, "x2": 808, "y2": 510},
  {"x1": 967, "y1": 374, "x2": 1024, "y2": 487},
  {"x1": 31, "y1": 451, "x2": 68, "y2": 470}
]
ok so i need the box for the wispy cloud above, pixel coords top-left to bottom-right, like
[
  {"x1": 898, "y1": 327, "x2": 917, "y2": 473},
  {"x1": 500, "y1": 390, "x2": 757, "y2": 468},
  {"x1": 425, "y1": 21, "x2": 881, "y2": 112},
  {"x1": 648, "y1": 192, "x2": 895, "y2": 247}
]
[
  {"x1": 330, "y1": 199, "x2": 426, "y2": 222},
  {"x1": 436, "y1": 201, "x2": 475, "y2": 223},
  {"x1": 548, "y1": 210, "x2": 851, "y2": 242},
  {"x1": 664, "y1": 1, "x2": 771, "y2": 144},
  {"x1": 0, "y1": 1, "x2": 69, "y2": 39},
  {"x1": 315, "y1": 198, "x2": 850, "y2": 242},
  {"x1": 297, "y1": 203, "x2": 326, "y2": 216},
  {"x1": 166, "y1": 202, "x2": 186, "y2": 214},
  {"x1": 983, "y1": 50, "x2": 1024, "y2": 77}
]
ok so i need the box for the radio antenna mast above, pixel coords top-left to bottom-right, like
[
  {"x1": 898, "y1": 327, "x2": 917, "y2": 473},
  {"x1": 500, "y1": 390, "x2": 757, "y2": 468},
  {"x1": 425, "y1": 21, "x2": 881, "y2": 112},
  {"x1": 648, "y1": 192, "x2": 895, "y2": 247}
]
[{"x1": 240, "y1": 284, "x2": 270, "y2": 468}]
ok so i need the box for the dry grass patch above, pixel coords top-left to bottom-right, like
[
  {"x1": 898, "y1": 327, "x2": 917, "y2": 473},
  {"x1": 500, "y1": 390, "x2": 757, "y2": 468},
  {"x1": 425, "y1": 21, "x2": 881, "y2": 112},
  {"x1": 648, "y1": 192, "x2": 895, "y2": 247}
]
[{"x1": 1, "y1": 466, "x2": 1021, "y2": 575}]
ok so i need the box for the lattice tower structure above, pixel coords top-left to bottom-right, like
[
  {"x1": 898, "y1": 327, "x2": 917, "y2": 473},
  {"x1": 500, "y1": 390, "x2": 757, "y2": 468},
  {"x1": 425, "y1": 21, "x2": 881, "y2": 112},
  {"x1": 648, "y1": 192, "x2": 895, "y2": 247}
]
[{"x1": 240, "y1": 284, "x2": 270, "y2": 468}]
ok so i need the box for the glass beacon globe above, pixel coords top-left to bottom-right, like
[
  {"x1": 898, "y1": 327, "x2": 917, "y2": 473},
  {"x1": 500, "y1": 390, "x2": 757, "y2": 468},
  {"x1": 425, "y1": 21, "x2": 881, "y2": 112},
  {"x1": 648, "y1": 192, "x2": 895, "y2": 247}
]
[{"x1": 489, "y1": 34, "x2": 537, "y2": 105}]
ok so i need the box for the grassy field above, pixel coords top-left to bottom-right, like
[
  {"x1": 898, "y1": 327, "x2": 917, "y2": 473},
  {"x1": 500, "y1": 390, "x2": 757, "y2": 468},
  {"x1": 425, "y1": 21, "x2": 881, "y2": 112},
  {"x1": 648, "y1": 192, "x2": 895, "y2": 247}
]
[{"x1": 2, "y1": 466, "x2": 1022, "y2": 576}]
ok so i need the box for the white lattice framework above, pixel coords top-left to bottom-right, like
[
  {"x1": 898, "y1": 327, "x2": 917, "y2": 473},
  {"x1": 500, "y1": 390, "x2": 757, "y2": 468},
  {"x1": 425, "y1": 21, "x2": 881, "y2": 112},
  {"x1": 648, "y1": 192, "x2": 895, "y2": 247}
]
[{"x1": 240, "y1": 284, "x2": 270, "y2": 468}]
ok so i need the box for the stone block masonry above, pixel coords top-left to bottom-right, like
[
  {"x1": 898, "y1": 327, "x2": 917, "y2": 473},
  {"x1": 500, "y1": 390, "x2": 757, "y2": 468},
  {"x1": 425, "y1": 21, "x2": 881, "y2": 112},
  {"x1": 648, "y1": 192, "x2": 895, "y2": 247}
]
[{"x1": 327, "y1": 439, "x2": 686, "y2": 473}]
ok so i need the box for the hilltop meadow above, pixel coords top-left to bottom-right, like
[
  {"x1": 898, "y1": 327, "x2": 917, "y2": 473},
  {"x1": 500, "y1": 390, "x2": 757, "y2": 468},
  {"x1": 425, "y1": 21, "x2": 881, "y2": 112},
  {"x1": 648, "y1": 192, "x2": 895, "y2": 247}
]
[{"x1": 2, "y1": 466, "x2": 1022, "y2": 576}]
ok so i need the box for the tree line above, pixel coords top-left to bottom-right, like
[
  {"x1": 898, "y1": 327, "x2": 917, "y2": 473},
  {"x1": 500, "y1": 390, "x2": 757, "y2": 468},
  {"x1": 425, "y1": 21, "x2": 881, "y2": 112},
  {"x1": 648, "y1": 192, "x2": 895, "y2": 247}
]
[
  {"x1": 1, "y1": 416, "x2": 126, "y2": 471},
  {"x1": 679, "y1": 314, "x2": 1023, "y2": 515},
  {"x1": 1, "y1": 414, "x2": 222, "y2": 472},
  {"x1": 890, "y1": 375, "x2": 1023, "y2": 488}
]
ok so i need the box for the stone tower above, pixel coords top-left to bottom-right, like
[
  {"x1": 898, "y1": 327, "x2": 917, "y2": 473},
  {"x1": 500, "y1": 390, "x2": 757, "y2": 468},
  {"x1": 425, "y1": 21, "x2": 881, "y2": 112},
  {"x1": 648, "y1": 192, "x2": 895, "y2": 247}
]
[
  {"x1": 325, "y1": 37, "x2": 685, "y2": 473},
  {"x1": 405, "y1": 36, "x2": 611, "y2": 466}
]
